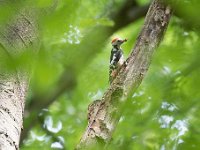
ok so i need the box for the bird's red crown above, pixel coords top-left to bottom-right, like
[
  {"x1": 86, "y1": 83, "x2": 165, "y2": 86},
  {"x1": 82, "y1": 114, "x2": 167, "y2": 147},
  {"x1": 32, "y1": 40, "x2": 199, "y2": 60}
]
[
  {"x1": 111, "y1": 37, "x2": 119, "y2": 43},
  {"x1": 111, "y1": 37, "x2": 127, "y2": 44}
]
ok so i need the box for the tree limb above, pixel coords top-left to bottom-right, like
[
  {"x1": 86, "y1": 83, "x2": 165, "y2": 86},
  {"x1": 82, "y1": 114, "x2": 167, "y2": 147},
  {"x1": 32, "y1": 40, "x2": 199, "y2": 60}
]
[
  {"x1": 111, "y1": 0, "x2": 150, "y2": 31},
  {"x1": 76, "y1": 0, "x2": 172, "y2": 149},
  {"x1": 27, "y1": 1, "x2": 149, "y2": 111},
  {"x1": 20, "y1": 1, "x2": 149, "y2": 144}
]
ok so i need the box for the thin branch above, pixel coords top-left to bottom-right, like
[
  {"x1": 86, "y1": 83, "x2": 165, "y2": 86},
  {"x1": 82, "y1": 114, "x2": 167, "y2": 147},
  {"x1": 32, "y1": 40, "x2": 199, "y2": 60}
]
[
  {"x1": 112, "y1": 1, "x2": 150, "y2": 31},
  {"x1": 76, "y1": 0, "x2": 172, "y2": 149}
]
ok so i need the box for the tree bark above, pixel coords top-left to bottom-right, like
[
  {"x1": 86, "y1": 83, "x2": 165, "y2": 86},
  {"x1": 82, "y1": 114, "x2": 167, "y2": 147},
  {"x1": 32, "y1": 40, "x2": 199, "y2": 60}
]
[
  {"x1": 0, "y1": 4, "x2": 38, "y2": 149},
  {"x1": 76, "y1": 0, "x2": 172, "y2": 149},
  {"x1": 21, "y1": 0, "x2": 150, "y2": 143},
  {"x1": 0, "y1": 75, "x2": 27, "y2": 150}
]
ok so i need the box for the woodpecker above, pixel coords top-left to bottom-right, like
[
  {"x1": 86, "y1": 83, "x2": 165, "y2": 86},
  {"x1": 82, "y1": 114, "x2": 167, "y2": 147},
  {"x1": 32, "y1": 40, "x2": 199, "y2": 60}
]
[{"x1": 109, "y1": 37, "x2": 127, "y2": 84}]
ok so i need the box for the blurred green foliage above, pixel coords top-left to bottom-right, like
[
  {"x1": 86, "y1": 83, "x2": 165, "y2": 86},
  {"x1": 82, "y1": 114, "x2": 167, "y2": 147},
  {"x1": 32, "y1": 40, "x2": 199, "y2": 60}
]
[{"x1": 1, "y1": 0, "x2": 200, "y2": 150}]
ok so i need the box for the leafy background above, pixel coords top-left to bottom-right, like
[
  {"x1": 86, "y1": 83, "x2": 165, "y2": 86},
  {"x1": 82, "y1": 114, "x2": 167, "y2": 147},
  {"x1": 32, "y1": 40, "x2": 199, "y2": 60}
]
[{"x1": 1, "y1": 0, "x2": 200, "y2": 149}]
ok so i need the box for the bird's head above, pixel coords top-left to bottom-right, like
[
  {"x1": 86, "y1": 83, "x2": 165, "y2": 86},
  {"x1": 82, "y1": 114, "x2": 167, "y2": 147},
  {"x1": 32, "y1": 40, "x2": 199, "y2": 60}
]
[{"x1": 111, "y1": 37, "x2": 127, "y2": 47}]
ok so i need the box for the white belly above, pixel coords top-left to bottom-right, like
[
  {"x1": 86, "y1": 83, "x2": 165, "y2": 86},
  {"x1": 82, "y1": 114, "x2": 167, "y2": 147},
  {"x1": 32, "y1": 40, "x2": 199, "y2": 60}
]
[{"x1": 117, "y1": 55, "x2": 124, "y2": 67}]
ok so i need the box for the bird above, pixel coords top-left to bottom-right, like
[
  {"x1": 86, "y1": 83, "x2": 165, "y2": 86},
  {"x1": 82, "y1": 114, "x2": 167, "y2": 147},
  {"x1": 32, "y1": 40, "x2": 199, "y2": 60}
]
[{"x1": 109, "y1": 37, "x2": 127, "y2": 84}]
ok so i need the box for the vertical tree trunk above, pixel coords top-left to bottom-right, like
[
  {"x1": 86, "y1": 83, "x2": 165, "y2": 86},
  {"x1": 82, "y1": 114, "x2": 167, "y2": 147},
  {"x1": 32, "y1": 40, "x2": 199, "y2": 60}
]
[
  {"x1": 0, "y1": 4, "x2": 38, "y2": 149},
  {"x1": 0, "y1": 75, "x2": 27, "y2": 149}
]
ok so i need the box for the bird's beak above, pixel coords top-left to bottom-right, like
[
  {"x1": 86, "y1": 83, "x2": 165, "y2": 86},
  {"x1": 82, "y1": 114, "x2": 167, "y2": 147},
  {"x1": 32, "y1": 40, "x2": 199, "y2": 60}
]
[{"x1": 121, "y1": 38, "x2": 128, "y2": 44}]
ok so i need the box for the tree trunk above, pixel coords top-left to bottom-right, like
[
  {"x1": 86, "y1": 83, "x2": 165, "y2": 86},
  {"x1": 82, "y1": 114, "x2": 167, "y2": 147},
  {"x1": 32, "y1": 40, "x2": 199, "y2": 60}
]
[
  {"x1": 0, "y1": 4, "x2": 38, "y2": 149},
  {"x1": 0, "y1": 75, "x2": 27, "y2": 150},
  {"x1": 76, "y1": 0, "x2": 172, "y2": 149}
]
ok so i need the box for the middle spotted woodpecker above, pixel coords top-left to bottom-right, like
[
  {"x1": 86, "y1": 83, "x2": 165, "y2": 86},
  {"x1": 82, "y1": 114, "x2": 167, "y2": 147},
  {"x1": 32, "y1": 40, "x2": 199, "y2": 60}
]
[{"x1": 109, "y1": 37, "x2": 127, "y2": 84}]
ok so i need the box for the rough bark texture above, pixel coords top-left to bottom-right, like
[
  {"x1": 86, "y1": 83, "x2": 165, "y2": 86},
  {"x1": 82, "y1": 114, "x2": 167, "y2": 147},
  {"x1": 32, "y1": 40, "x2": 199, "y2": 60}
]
[
  {"x1": 0, "y1": 75, "x2": 27, "y2": 150},
  {"x1": 21, "y1": 0, "x2": 150, "y2": 143},
  {"x1": 77, "y1": 0, "x2": 172, "y2": 149},
  {"x1": 0, "y1": 5, "x2": 37, "y2": 149}
]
